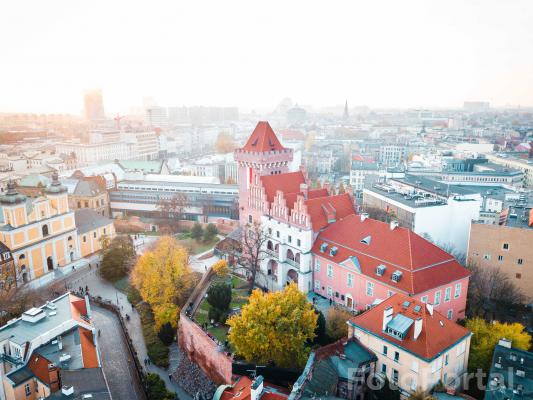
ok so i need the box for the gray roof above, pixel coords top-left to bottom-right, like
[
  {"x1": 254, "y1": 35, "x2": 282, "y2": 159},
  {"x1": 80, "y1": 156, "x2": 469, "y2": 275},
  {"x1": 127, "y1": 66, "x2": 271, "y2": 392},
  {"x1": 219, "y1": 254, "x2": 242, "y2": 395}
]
[
  {"x1": 74, "y1": 208, "x2": 112, "y2": 235},
  {"x1": 36, "y1": 328, "x2": 85, "y2": 370},
  {"x1": 48, "y1": 369, "x2": 111, "y2": 400},
  {"x1": 387, "y1": 313, "x2": 415, "y2": 335},
  {"x1": 6, "y1": 366, "x2": 34, "y2": 386}
]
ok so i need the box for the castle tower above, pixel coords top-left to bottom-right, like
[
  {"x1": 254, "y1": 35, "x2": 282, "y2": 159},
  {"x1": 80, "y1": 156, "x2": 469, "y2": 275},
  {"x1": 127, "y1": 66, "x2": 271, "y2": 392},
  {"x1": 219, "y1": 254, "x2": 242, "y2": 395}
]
[{"x1": 234, "y1": 121, "x2": 293, "y2": 225}]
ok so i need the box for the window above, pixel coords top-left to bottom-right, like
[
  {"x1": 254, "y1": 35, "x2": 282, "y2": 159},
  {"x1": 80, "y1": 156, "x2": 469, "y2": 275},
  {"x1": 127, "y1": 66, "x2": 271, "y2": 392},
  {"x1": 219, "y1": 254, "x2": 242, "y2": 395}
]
[
  {"x1": 434, "y1": 291, "x2": 441, "y2": 305},
  {"x1": 394, "y1": 351, "x2": 399, "y2": 362},
  {"x1": 93, "y1": 232, "x2": 97, "y2": 238},
  {"x1": 103, "y1": 228, "x2": 106, "y2": 234},
  {"x1": 268, "y1": 228, "x2": 272, "y2": 235},
  {"x1": 347, "y1": 273, "x2": 354, "y2": 287},
  {"x1": 327, "y1": 287, "x2": 333, "y2": 297},
  {"x1": 392, "y1": 369, "x2": 399, "y2": 384},
  {"x1": 288, "y1": 235, "x2": 292, "y2": 243},
  {"x1": 42, "y1": 224, "x2": 49, "y2": 237},
  {"x1": 276, "y1": 231, "x2": 280, "y2": 238},
  {"x1": 483, "y1": 254, "x2": 491, "y2": 260},
  {"x1": 84, "y1": 201, "x2": 89, "y2": 208},
  {"x1": 25, "y1": 383, "x2": 31, "y2": 396},
  {"x1": 411, "y1": 360, "x2": 419, "y2": 372},
  {"x1": 314, "y1": 260, "x2": 320, "y2": 272},
  {"x1": 77, "y1": 201, "x2": 81, "y2": 208},
  {"x1": 516, "y1": 273, "x2": 521, "y2": 279},
  {"x1": 314, "y1": 280, "x2": 320, "y2": 291},
  {"x1": 327, "y1": 265, "x2": 333, "y2": 278},
  {"x1": 445, "y1": 287, "x2": 451, "y2": 302},
  {"x1": 366, "y1": 281, "x2": 374, "y2": 296},
  {"x1": 383, "y1": 345, "x2": 388, "y2": 356},
  {"x1": 83, "y1": 236, "x2": 87, "y2": 243},
  {"x1": 447, "y1": 309, "x2": 453, "y2": 319},
  {"x1": 454, "y1": 283, "x2": 461, "y2": 298},
  {"x1": 381, "y1": 363, "x2": 387, "y2": 374},
  {"x1": 498, "y1": 255, "x2": 504, "y2": 261},
  {"x1": 517, "y1": 258, "x2": 523, "y2": 265},
  {"x1": 503, "y1": 243, "x2": 509, "y2": 250},
  {"x1": 421, "y1": 295, "x2": 428, "y2": 303},
  {"x1": 445, "y1": 354, "x2": 449, "y2": 366}
]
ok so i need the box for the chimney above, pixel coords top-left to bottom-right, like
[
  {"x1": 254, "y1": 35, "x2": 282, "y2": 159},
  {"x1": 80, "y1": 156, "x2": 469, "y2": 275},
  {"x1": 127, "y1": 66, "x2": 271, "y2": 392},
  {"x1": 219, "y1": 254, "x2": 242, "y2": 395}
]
[
  {"x1": 413, "y1": 317, "x2": 423, "y2": 340},
  {"x1": 390, "y1": 220, "x2": 399, "y2": 230},
  {"x1": 382, "y1": 306, "x2": 394, "y2": 331},
  {"x1": 323, "y1": 181, "x2": 331, "y2": 194},
  {"x1": 360, "y1": 213, "x2": 369, "y2": 222},
  {"x1": 498, "y1": 338, "x2": 512, "y2": 348},
  {"x1": 251, "y1": 375, "x2": 264, "y2": 400},
  {"x1": 300, "y1": 183, "x2": 309, "y2": 200}
]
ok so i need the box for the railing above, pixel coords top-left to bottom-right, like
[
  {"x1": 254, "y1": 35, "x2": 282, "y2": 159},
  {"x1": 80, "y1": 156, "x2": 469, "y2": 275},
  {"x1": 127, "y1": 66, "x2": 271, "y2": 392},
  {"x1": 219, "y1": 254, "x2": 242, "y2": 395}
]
[
  {"x1": 265, "y1": 249, "x2": 278, "y2": 258},
  {"x1": 285, "y1": 258, "x2": 299, "y2": 268},
  {"x1": 1, "y1": 353, "x2": 23, "y2": 366}
]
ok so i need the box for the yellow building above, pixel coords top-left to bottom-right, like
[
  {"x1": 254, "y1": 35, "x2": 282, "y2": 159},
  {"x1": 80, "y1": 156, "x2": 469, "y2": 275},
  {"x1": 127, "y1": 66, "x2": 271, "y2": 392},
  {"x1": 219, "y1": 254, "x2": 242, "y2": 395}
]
[
  {"x1": 0, "y1": 174, "x2": 79, "y2": 283},
  {"x1": 74, "y1": 208, "x2": 115, "y2": 258}
]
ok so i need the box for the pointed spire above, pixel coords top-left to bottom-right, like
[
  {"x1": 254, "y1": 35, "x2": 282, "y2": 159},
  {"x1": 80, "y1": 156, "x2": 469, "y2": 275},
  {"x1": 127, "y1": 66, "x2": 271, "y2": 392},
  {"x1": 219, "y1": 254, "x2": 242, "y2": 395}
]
[{"x1": 343, "y1": 100, "x2": 349, "y2": 121}]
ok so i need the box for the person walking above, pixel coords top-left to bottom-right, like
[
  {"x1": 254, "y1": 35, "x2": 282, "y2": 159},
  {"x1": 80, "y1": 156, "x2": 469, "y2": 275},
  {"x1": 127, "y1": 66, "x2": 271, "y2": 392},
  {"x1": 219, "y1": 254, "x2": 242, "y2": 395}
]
[{"x1": 168, "y1": 374, "x2": 172, "y2": 382}]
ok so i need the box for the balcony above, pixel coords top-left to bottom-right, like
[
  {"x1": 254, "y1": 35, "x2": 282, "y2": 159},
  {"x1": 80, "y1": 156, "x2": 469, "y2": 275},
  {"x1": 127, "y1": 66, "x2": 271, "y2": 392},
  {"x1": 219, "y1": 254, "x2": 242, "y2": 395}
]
[
  {"x1": 285, "y1": 258, "x2": 299, "y2": 268},
  {"x1": 265, "y1": 249, "x2": 278, "y2": 259}
]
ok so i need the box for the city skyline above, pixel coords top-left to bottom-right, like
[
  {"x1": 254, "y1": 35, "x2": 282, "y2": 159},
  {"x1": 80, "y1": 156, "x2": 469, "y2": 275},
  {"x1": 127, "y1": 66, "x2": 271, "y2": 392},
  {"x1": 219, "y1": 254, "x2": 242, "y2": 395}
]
[{"x1": 1, "y1": 0, "x2": 533, "y2": 114}]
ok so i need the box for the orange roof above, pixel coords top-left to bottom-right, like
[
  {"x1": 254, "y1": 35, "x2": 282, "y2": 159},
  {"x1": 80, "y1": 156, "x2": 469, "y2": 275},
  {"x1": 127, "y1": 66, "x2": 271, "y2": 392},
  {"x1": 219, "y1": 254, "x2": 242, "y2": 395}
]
[
  {"x1": 305, "y1": 193, "x2": 356, "y2": 232},
  {"x1": 241, "y1": 121, "x2": 286, "y2": 152},
  {"x1": 260, "y1": 171, "x2": 306, "y2": 205},
  {"x1": 79, "y1": 327, "x2": 99, "y2": 368},
  {"x1": 219, "y1": 376, "x2": 289, "y2": 400},
  {"x1": 349, "y1": 293, "x2": 470, "y2": 360},
  {"x1": 28, "y1": 353, "x2": 55, "y2": 385},
  {"x1": 69, "y1": 294, "x2": 89, "y2": 324},
  {"x1": 312, "y1": 214, "x2": 469, "y2": 294}
]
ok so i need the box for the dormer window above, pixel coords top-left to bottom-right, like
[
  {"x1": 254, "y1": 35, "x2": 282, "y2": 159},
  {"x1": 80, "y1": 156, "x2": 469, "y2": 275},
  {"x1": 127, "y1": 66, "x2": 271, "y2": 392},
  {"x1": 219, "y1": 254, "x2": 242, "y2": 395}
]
[
  {"x1": 329, "y1": 247, "x2": 338, "y2": 256},
  {"x1": 391, "y1": 271, "x2": 402, "y2": 283},
  {"x1": 376, "y1": 265, "x2": 386, "y2": 276},
  {"x1": 320, "y1": 243, "x2": 328, "y2": 253},
  {"x1": 360, "y1": 235, "x2": 372, "y2": 245}
]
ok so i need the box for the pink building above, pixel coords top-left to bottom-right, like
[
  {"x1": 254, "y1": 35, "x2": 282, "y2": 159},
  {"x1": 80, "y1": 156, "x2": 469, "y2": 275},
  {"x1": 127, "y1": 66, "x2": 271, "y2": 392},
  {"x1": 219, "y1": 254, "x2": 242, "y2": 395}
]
[{"x1": 312, "y1": 213, "x2": 470, "y2": 320}]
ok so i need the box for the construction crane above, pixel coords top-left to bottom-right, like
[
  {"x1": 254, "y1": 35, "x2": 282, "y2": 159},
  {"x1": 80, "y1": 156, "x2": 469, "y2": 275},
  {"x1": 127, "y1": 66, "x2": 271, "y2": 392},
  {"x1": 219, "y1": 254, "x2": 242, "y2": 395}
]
[{"x1": 114, "y1": 114, "x2": 125, "y2": 130}]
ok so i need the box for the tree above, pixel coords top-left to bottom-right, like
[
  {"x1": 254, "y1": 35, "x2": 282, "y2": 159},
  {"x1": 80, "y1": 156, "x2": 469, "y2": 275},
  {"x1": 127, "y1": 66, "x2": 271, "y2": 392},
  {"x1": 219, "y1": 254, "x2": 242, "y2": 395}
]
[
  {"x1": 408, "y1": 390, "x2": 436, "y2": 400},
  {"x1": 313, "y1": 309, "x2": 330, "y2": 345},
  {"x1": 227, "y1": 283, "x2": 317, "y2": 369},
  {"x1": 363, "y1": 206, "x2": 397, "y2": 223},
  {"x1": 203, "y1": 223, "x2": 218, "y2": 242},
  {"x1": 100, "y1": 236, "x2": 135, "y2": 281},
  {"x1": 190, "y1": 222, "x2": 203, "y2": 241},
  {"x1": 98, "y1": 234, "x2": 111, "y2": 251},
  {"x1": 157, "y1": 193, "x2": 188, "y2": 226},
  {"x1": 466, "y1": 262, "x2": 527, "y2": 321},
  {"x1": 132, "y1": 236, "x2": 195, "y2": 329},
  {"x1": 145, "y1": 373, "x2": 175, "y2": 400},
  {"x1": 157, "y1": 322, "x2": 175, "y2": 346},
  {"x1": 466, "y1": 317, "x2": 531, "y2": 373},
  {"x1": 215, "y1": 132, "x2": 237, "y2": 153},
  {"x1": 228, "y1": 222, "x2": 269, "y2": 292},
  {"x1": 212, "y1": 259, "x2": 229, "y2": 277},
  {"x1": 326, "y1": 307, "x2": 353, "y2": 341},
  {"x1": 206, "y1": 282, "x2": 232, "y2": 312}
]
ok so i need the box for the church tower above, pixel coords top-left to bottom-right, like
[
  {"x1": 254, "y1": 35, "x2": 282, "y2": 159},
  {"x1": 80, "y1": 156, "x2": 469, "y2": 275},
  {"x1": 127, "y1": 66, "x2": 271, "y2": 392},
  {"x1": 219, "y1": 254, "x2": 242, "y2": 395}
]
[{"x1": 234, "y1": 121, "x2": 293, "y2": 226}]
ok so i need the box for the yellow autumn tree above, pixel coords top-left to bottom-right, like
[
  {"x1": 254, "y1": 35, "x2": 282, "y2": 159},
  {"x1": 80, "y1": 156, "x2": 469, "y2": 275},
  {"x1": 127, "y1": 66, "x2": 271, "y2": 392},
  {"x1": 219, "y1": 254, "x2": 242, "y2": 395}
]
[
  {"x1": 212, "y1": 259, "x2": 229, "y2": 277},
  {"x1": 227, "y1": 283, "x2": 317, "y2": 369},
  {"x1": 326, "y1": 307, "x2": 353, "y2": 340},
  {"x1": 466, "y1": 317, "x2": 531, "y2": 372},
  {"x1": 132, "y1": 236, "x2": 195, "y2": 329}
]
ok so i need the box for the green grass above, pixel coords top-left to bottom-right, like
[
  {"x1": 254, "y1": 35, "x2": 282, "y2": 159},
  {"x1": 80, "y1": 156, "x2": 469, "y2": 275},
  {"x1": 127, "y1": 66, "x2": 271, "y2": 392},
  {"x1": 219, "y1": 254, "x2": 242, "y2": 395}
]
[
  {"x1": 208, "y1": 326, "x2": 229, "y2": 343},
  {"x1": 137, "y1": 303, "x2": 169, "y2": 368},
  {"x1": 174, "y1": 236, "x2": 219, "y2": 255}
]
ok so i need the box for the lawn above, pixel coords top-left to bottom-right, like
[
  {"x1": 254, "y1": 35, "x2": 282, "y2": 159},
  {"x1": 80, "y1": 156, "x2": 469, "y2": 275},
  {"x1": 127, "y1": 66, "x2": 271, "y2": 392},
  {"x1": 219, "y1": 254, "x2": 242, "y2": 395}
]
[
  {"x1": 193, "y1": 275, "x2": 250, "y2": 346},
  {"x1": 174, "y1": 236, "x2": 219, "y2": 255}
]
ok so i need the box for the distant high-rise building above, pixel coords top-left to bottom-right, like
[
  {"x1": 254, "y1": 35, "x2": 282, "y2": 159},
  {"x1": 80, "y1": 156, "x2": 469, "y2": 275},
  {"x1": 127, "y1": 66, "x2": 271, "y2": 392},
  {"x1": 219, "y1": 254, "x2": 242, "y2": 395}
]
[
  {"x1": 84, "y1": 89, "x2": 105, "y2": 121},
  {"x1": 343, "y1": 100, "x2": 349, "y2": 121},
  {"x1": 145, "y1": 106, "x2": 168, "y2": 128}
]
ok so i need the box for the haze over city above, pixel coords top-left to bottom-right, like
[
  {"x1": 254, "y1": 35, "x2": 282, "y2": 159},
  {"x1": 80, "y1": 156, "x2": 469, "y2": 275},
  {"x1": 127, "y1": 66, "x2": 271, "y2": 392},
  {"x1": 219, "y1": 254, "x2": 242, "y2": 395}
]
[{"x1": 1, "y1": 0, "x2": 533, "y2": 113}]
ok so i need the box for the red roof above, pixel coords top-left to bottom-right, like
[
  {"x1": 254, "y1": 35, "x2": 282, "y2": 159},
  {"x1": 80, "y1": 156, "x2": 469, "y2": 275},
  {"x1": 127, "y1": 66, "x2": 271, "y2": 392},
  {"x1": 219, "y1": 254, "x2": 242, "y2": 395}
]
[
  {"x1": 312, "y1": 214, "x2": 469, "y2": 294},
  {"x1": 350, "y1": 293, "x2": 470, "y2": 360},
  {"x1": 242, "y1": 121, "x2": 286, "y2": 152},
  {"x1": 79, "y1": 327, "x2": 99, "y2": 368},
  {"x1": 260, "y1": 171, "x2": 306, "y2": 205},
  {"x1": 305, "y1": 193, "x2": 356, "y2": 232},
  {"x1": 219, "y1": 376, "x2": 289, "y2": 400},
  {"x1": 28, "y1": 353, "x2": 55, "y2": 385}
]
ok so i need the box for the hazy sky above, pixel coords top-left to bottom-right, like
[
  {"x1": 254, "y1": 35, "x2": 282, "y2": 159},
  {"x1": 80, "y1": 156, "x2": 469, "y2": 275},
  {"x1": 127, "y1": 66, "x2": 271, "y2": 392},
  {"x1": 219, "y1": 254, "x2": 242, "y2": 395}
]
[{"x1": 1, "y1": 0, "x2": 532, "y2": 114}]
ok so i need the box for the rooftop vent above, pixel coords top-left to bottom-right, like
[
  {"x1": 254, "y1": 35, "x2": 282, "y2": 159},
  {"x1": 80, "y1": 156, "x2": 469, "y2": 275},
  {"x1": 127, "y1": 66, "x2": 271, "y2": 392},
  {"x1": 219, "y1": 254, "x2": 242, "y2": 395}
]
[
  {"x1": 329, "y1": 247, "x2": 338, "y2": 256},
  {"x1": 59, "y1": 354, "x2": 71, "y2": 363},
  {"x1": 376, "y1": 265, "x2": 386, "y2": 276},
  {"x1": 320, "y1": 243, "x2": 328, "y2": 253},
  {"x1": 360, "y1": 213, "x2": 369, "y2": 222},
  {"x1": 391, "y1": 271, "x2": 403, "y2": 283},
  {"x1": 62, "y1": 386, "x2": 74, "y2": 396},
  {"x1": 45, "y1": 301, "x2": 57, "y2": 310},
  {"x1": 22, "y1": 307, "x2": 46, "y2": 324}
]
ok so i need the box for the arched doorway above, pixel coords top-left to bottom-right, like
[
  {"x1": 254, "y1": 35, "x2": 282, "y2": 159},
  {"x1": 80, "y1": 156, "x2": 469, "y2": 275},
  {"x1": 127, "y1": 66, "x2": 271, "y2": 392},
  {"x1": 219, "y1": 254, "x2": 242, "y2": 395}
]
[
  {"x1": 46, "y1": 256, "x2": 54, "y2": 272},
  {"x1": 70, "y1": 252, "x2": 75, "y2": 262},
  {"x1": 287, "y1": 269, "x2": 298, "y2": 285}
]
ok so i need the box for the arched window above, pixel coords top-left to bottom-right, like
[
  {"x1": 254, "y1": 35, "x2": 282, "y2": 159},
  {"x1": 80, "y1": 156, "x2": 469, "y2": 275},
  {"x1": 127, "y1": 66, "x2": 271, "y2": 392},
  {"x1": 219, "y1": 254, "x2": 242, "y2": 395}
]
[
  {"x1": 286, "y1": 249, "x2": 295, "y2": 261},
  {"x1": 267, "y1": 241, "x2": 273, "y2": 251},
  {"x1": 42, "y1": 225, "x2": 49, "y2": 237},
  {"x1": 19, "y1": 254, "x2": 25, "y2": 260},
  {"x1": 67, "y1": 236, "x2": 73, "y2": 241},
  {"x1": 295, "y1": 253, "x2": 301, "y2": 264}
]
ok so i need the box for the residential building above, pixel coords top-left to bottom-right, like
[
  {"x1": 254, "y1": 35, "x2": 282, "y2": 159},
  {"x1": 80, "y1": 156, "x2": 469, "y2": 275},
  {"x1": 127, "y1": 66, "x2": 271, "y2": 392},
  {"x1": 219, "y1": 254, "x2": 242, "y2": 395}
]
[
  {"x1": 312, "y1": 214, "x2": 470, "y2": 319},
  {"x1": 0, "y1": 175, "x2": 80, "y2": 284},
  {"x1": 214, "y1": 375, "x2": 289, "y2": 400},
  {"x1": 485, "y1": 153, "x2": 533, "y2": 189},
  {"x1": 290, "y1": 339, "x2": 377, "y2": 400},
  {"x1": 379, "y1": 145, "x2": 406, "y2": 167},
  {"x1": 0, "y1": 241, "x2": 16, "y2": 290},
  {"x1": 484, "y1": 338, "x2": 532, "y2": 400},
  {"x1": 350, "y1": 155, "x2": 380, "y2": 192},
  {"x1": 74, "y1": 209, "x2": 115, "y2": 258},
  {"x1": 363, "y1": 174, "x2": 483, "y2": 254},
  {"x1": 467, "y1": 207, "x2": 533, "y2": 300},
  {"x1": 63, "y1": 174, "x2": 110, "y2": 217},
  {"x1": 0, "y1": 293, "x2": 111, "y2": 400},
  {"x1": 145, "y1": 106, "x2": 168, "y2": 128},
  {"x1": 348, "y1": 294, "x2": 472, "y2": 398}
]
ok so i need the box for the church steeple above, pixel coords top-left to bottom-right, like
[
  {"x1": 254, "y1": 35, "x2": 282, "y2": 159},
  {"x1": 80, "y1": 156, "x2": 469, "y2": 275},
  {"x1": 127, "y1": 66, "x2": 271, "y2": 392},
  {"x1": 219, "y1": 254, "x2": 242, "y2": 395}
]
[{"x1": 343, "y1": 100, "x2": 349, "y2": 121}]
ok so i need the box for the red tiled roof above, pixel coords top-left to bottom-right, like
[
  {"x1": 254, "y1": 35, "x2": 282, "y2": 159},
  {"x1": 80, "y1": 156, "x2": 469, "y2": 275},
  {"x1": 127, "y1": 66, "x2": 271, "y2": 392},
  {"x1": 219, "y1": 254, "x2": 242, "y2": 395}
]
[
  {"x1": 305, "y1": 193, "x2": 356, "y2": 232},
  {"x1": 308, "y1": 188, "x2": 329, "y2": 199},
  {"x1": 242, "y1": 121, "x2": 286, "y2": 152},
  {"x1": 79, "y1": 327, "x2": 99, "y2": 368},
  {"x1": 350, "y1": 293, "x2": 470, "y2": 360},
  {"x1": 312, "y1": 214, "x2": 469, "y2": 294},
  {"x1": 260, "y1": 171, "x2": 306, "y2": 205},
  {"x1": 220, "y1": 376, "x2": 289, "y2": 400}
]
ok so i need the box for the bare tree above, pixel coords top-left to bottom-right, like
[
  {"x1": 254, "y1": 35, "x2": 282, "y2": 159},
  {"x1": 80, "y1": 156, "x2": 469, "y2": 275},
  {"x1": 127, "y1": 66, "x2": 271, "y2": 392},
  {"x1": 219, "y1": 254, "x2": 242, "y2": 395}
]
[
  {"x1": 157, "y1": 193, "x2": 188, "y2": 229},
  {"x1": 466, "y1": 262, "x2": 528, "y2": 321},
  {"x1": 363, "y1": 206, "x2": 397, "y2": 223},
  {"x1": 226, "y1": 222, "x2": 270, "y2": 293}
]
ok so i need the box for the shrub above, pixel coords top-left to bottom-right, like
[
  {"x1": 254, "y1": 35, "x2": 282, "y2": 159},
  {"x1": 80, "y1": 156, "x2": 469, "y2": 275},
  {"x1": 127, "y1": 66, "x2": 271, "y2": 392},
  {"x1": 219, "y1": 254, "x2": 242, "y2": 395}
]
[
  {"x1": 190, "y1": 223, "x2": 203, "y2": 241},
  {"x1": 212, "y1": 260, "x2": 229, "y2": 277},
  {"x1": 313, "y1": 309, "x2": 330, "y2": 345},
  {"x1": 145, "y1": 373, "x2": 175, "y2": 400},
  {"x1": 208, "y1": 306, "x2": 222, "y2": 323},
  {"x1": 137, "y1": 303, "x2": 169, "y2": 368},
  {"x1": 203, "y1": 223, "x2": 218, "y2": 242},
  {"x1": 207, "y1": 282, "x2": 232, "y2": 312},
  {"x1": 157, "y1": 322, "x2": 175, "y2": 346}
]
